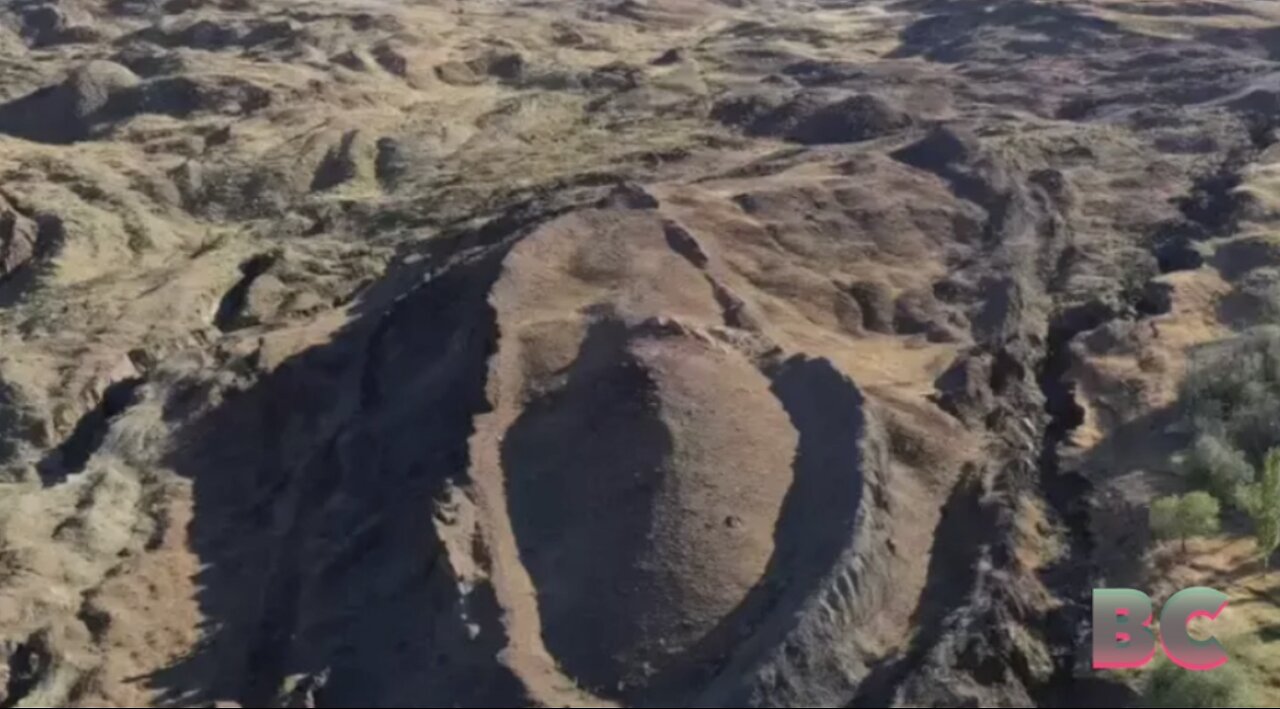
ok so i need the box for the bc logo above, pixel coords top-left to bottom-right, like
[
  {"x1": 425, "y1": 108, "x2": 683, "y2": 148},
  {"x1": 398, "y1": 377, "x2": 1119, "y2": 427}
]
[{"x1": 1092, "y1": 587, "x2": 1230, "y2": 670}]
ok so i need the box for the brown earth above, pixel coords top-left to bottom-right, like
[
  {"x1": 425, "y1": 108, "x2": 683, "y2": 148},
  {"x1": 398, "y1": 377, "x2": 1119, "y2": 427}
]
[{"x1": 1, "y1": 0, "x2": 1280, "y2": 707}]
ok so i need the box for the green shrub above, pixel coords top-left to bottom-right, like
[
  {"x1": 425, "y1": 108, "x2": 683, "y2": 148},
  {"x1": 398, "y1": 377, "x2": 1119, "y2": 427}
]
[
  {"x1": 1150, "y1": 492, "x2": 1221, "y2": 555},
  {"x1": 1241, "y1": 448, "x2": 1280, "y2": 574},
  {"x1": 1144, "y1": 658, "x2": 1255, "y2": 707},
  {"x1": 1181, "y1": 327, "x2": 1280, "y2": 464},
  {"x1": 1180, "y1": 434, "x2": 1255, "y2": 505}
]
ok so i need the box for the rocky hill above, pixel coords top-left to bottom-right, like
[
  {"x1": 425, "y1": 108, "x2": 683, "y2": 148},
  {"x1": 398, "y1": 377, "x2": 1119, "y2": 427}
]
[{"x1": 3, "y1": 0, "x2": 1280, "y2": 706}]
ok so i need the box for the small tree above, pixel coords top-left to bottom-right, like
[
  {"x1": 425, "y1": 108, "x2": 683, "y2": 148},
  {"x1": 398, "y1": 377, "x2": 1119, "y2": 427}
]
[
  {"x1": 1144, "y1": 658, "x2": 1255, "y2": 707},
  {"x1": 1150, "y1": 492, "x2": 1221, "y2": 557},
  {"x1": 1241, "y1": 447, "x2": 1280, "y2": 574}
]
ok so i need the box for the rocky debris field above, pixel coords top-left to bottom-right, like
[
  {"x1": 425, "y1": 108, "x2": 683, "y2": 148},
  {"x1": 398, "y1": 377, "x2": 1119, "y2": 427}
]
[{"x1": 3, "y1": 0, "x2": 1280, "y2": 706}]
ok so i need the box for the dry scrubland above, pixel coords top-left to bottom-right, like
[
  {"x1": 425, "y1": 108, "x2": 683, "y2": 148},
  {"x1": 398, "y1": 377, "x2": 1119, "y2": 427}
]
[{"x1": 4, "y1": 0, "x2": 1280, "y2": 707}]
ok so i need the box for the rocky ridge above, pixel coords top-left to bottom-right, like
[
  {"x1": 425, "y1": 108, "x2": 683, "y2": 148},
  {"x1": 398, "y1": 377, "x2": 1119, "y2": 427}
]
[{"x1": 2, "y1": 0, "x2": 1280, "y2": 707}]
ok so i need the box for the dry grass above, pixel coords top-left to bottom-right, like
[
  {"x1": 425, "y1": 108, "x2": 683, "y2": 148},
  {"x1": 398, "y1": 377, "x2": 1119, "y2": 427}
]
[{"x1": 1145, "y1": 535, "x2": 1280, "y2": 704}]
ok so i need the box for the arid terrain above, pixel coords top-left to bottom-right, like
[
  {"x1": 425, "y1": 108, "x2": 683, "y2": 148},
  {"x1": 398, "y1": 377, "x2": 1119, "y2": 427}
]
[{"x1": 5, "y1": 0, "x2": 1280, "y2": 706}]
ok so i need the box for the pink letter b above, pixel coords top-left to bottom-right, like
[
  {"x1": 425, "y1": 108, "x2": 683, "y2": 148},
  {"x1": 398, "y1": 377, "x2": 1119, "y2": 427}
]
[{"x1": 1092, "y1": 588, "x2": 1157, "y2": 669}]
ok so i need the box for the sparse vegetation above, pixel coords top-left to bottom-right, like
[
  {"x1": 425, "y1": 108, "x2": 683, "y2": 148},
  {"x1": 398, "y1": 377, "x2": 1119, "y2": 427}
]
[
  {"x1": 1150, "y1": 492, "x2": 1221, "y2": 556},
  {"x1": 11, "y1": 0, "x2": 1280, "y2": 705},
  {"x1": 1241, "y1": 449, "x2": 1280, "y2": 574},
  {"x1": 1221, "y1": 269, "x2": 1280, "y2": 330},
  {"x1": 1180, "y1": 434, "x2": 1255, "y2": 505},
  {"x1": 1171, "y1": 334, "x2": 1280, "y2": 703},
  {"x1": 1177, "y1": 332, "x2": 1280, "y2": 573},
  {"x1": 1180, "y1": 328, "x2": 1280, "y2": 469},
  {"x1": 1143, "y1": 659, "x2": 1256, "y2": 708}
]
